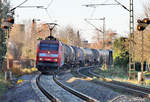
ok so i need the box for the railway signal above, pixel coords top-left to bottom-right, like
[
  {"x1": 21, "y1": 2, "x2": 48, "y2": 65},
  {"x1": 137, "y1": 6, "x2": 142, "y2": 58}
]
[
  {"x1": 137, "y1": 18, "x2": 150, "y2": 31},
  {"x1": 7, "y1": 18, "x2": 14, "y2": 24},
  {"x1": 137, "y1": 24, "x2": 146, "y2": 31},
  {"x1": 1, "y1": 17, "x2": 14, "y2": 30},
  {"x1": 136, "y1": 18, "x2": 150, "y2": 84},
  {"x1": 143, "y1": 18, "x2": 150, "y2": 24},
  {"x1": 1, "y1": 25, "x2": 9, "y2": 29}
]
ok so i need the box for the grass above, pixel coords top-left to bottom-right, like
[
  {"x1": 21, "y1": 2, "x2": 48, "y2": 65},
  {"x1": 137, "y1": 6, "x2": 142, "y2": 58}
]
[
  {"x1": 12, "y1": 67, "x2": 38, "y2": 76},
  {"x1": 72, "y1": 66, "x2": 150, "y2": 88},
  {"x1": 93, "y1": 66, "x2": 150, "y2": 87},
  {"x1": 93, "y1": 66, "x2": 129, "y2": 79}
]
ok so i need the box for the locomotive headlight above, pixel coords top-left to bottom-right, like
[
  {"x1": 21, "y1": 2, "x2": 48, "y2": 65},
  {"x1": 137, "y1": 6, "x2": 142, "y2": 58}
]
[
  {"x1": 39, "y1": 58, "x2": 43, "y2": 61},
  {"x1": 53, "y1": 59, "x2": 58, "y2": 62}
]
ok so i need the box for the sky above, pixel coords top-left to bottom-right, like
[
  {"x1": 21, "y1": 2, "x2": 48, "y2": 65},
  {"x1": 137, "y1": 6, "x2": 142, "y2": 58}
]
[{"x1": 9, "y1": 0, "x2": 147, "y2": 42}]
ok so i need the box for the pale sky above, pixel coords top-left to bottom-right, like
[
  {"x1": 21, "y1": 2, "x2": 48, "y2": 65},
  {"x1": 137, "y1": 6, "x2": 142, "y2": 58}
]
[{"x1": 9, "y1": 0, "x2": 146, "y2": 42}]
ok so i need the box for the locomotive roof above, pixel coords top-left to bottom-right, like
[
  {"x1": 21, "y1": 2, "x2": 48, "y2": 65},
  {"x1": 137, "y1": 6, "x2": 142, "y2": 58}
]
[{"x1": 40, "y1": 40, "x2": 59, "y2": 43}]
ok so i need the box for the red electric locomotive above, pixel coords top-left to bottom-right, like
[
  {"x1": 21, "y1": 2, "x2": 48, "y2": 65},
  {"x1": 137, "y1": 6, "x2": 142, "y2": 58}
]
[{"x1": 36, "y1": 36, "x2": 64, "y2": 73}]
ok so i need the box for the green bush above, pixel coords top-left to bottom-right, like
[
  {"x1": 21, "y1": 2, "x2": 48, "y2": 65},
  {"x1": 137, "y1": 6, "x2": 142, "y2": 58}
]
[{"x1": 113, "y1": 37, "x2": 129, "y2": 72}]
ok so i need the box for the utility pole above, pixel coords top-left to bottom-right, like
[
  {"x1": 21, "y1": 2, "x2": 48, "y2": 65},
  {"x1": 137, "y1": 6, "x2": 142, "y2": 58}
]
[
  {"x1": 84, "y1": 18, "x2": 107, "y2": 69},
  {"x1": 31, "y1": 18, "x2": 41, "y2": 68},
  {"x1": 141, "y1": 31, "x2": 144, "y2": 83},
  {"x1": 77, "y1": 30, "x2": 81, "y2": 47},
  {"x1": 83, "y1": 0, "x2": 135, "y2": 77},
  {"x1": 0, "y1": 0, "x2": 3, "y2": 71},
  {"x1": 103, "y1": 17, "x2": 105, "y2": 49},
  {"x1": 5, "y1": 28, "x2": 13, "y2": 80},
  {"x1": 84, "y1": 18, "x2": 105, "y2": 48},
  {"x1": 129, "y1": 0, "x2": 135, "y2": 80},
  {"x1": 102, "y1": 17, "x2": 107, "y2": 70},
  {"x1": 31, "y1": 19, "x2": 36, "y2": 68}
]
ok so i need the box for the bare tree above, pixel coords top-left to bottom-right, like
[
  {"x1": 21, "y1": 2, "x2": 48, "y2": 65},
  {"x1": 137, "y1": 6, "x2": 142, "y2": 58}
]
[
  {"x1": 91, "y1": 29, "x2": 116, "y2": 49},
  {"x1": 58, "y1": 25, "x2": 82, "y2": 47},
  {"x1": 9, "y1": 24, "x2": 25, "y2": 59},
  {"x1": 143, "y1": 1, "x2": 150, "y2": 17}
]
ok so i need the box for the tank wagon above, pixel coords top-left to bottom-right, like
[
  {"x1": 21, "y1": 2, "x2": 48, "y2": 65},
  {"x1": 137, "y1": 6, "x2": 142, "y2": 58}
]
[
  {"x1": 99, "y1": 49, "x2": 113, "y2": 66},
  {"x1": 64, "y1": 44, "x2": 75, "y2": 65},
  {"x1": 91, "y1": 49, "x2": 100, "y2": 65}
]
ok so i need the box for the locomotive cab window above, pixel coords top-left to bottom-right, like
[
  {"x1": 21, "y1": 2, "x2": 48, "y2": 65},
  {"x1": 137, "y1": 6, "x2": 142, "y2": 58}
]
[{"x1": 40, "y1": 43, "x2": 59, "y2": 51}]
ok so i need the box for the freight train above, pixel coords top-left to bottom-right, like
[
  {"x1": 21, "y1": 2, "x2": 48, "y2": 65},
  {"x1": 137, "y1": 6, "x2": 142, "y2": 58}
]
[{"x1": 36, "y1": 36, "x2": 113, "y2": 73}]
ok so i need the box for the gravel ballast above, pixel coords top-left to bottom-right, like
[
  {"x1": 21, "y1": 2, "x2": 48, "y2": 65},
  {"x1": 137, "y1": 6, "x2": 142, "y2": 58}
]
[
  {"x1": 0, "y1": 74, "x2": 41, "y2": 102},
  {"x1": 40, "y1": 75, "x2": 83, "y2": 102},
  {"x1": 0, "y1": 71, "x2": 147, "y2": 102},
  {"x1": 57, "y1": 73, "x2": 146, "y2": 102}
]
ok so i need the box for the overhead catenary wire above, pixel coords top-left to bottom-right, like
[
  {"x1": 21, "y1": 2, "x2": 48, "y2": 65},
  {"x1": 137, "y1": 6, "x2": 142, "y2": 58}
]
[
  {"x1": 114, "y1": 0, "x2": 129, "y2": 12},
  {"x1": 46, "y1": 0, "x2": 53, "y2": 9},
  {"x1": 83, "y1": 0, "x2": 138, "y2": 17},
  {"x1": 46, "y1": 0, "x2": 54, "y2": 21},
  {"x1": 39, "y1": 0, "x2": 54, "y2": 21},
  {"x1": 10, "y1": 0, "x2": 29, "y2": 11},
  {"x1": 103, "y1": 0, "x2": 110, "y2": 4},
  {"x1": 84, "y1": 19, "x2": 103, "y2": 33},
  {"x1": 46, "y1": 9, "x2": 53, "y2": 21},
  {"x1": 43, "y1": 8, "x2": 53, "y2": 21},
  {"x1": 90, "y1": 7, "x2": 96, "y2": 18}
]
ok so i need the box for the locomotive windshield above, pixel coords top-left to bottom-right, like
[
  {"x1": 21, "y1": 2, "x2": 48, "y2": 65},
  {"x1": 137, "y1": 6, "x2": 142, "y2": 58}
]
[{"x1": 40, "y1": 43, "x2": 58, "y2": 51}]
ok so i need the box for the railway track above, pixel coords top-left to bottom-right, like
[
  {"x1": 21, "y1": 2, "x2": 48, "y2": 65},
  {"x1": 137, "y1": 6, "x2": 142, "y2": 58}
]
[
  {"x1": 36, "y1": 72, "x2": 98, "y2": 102},
  {"x1": 76, "y1": 67, "x2": 150, "y2": 98},
  {"x1": 109, "y1": 95, "x2": 128, "y2": 102},
  {"x1": 36, "y1": 74, "x2": 59, "y2": 102}
]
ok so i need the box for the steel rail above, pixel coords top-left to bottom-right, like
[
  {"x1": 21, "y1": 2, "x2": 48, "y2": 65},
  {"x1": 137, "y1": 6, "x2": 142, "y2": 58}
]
[
  {"x1": 89, "y1": 68, "x2": 150, "y2": 95},
  {"x1": 77, "y1": 67, "x2": 150, "y2": 98},
  {"x1": 53, "y1": 74, "x2": 98, "y2": 102},
  {"x1": 36, "y1": 74, "x2": 59, "y2": 102},
  {"x1": 109, "y1": 95, "x2": 127, "y2": 102}
]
